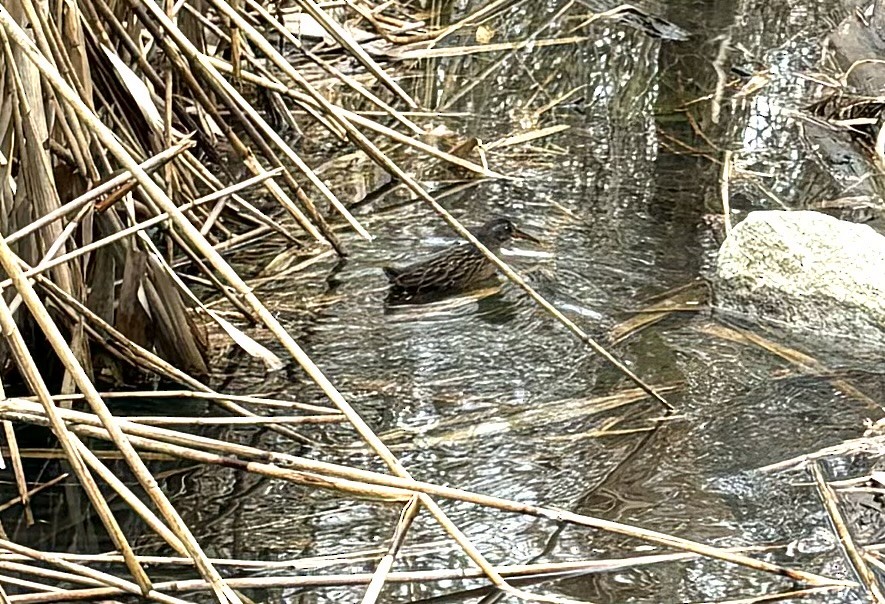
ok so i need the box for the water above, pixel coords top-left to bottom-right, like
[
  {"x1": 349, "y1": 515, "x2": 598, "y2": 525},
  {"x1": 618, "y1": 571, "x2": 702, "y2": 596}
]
[{"x1": 4, "y1": 0, "x2": 885, "y2": 602}]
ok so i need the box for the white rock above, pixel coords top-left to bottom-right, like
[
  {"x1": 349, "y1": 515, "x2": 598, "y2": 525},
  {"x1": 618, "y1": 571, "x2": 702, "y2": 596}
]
[{"x1": 714, "y1": 210, "x2": 885, "y2": 345}]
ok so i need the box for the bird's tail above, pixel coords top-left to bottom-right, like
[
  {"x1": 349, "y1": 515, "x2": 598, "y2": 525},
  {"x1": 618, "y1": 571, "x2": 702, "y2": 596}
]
[{"x1": 383, "y1": 267, "x2": 401, "y2": 281}]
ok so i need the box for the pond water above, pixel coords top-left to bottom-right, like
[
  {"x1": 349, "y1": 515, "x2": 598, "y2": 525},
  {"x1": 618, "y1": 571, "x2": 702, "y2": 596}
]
[
  {"x1": 193, "y1": 0, "x2": 883, "y2": 601},
  {"x1": 5, "y1": 0, "x2": 885, "y2": 602}
]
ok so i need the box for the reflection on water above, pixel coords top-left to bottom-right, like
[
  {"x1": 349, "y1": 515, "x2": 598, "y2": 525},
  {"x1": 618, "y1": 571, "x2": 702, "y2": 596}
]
[{"x1": 4, "y1": 0, "x2": 884, "y2": 603}]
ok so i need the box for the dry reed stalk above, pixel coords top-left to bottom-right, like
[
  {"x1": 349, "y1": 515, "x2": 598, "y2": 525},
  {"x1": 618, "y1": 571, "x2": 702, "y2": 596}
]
[
  {"x1": 721, "y1": 149, "x2": 733, "y2": 235},
  {"x1": 122, "y1": 415, "x2": 345, "y2": 426},
  {"x1": 44, "y1": 390, "x2": 338, "y2": 413},
  {"x1": 4, "y1": 139, "x2": 193, "y2": 245},
  {"x1": 0, "y1": 539, "x2": 450, "y2": 569},
  {"x1": 0, "y1": 473, "x2": 67, "y2": 514},
  {"x1": 530, "y1": 85, "x2": 586, "y2": 122},
  {"x1": 69, "y1": 433, "x2": 190, "y2": 557},
  {"x1": 129, "y1": 0, "x2": 371, "y2": 244},
  {"x1": 810, "y1": 461, "x2": 885, "y2": 602},
  {"x1": 0, "y1": 296, "x2": 151, "y2": 592},
  {"x1": 0, "y1": 574, "x2": 58, "y2": 596},
  {"x1": 0, "y1": 547, "x2": 850, "y2": 601},
  {"x1": 0, "y1": 220, "x2": 237, "y2": 603},
  {"x1": 199, "y1": 197, "x2": 230, "y2": 236},
  {"x1": 244, "y1": 0, "x2": 423, "y2": 135},
  {"x1": 0, "y1": 544, "x2": 781, "y2": 580},
  {"x1": 203, "y1": 56, "x2": 503, "y2": 179},
  {"x1": 0, "y1": 561, "x2": 104, "y2": 590},
  {"x1": 708, "y1": 586, "x2": 859, "y2": 604},
  {"x1": 866, "y1": 555, "x2": 885, "y2": 582},
  {"x1": 360, "y1": 496, "x2": 421, "y2": 603},
  {"x1": 764, "y1": 435, "x2": 885, "y2": 472},
  {"x1": 0, "y1": 448, "x2": 174, "y2": 461},
  {"x1": 291, "y1": 0, "x2": 416, "y2": 107},
  {"x1": 209, "y1": 224, "x2": 275, "y2": 254},
  {"x1": 396, "y1": 35, "x2": 589, "y2": 60},
  {"x1": 696, "y1": 323, "x2": 878, "y2": 408},
  {"x1": 0, "y1": 11, "x2": 528, "y2": 595},
  {"x1": 1, "y1": 420, "x2": 32, "y2": 526},
  {"x1": 0, "y1": 399, "x2": 854, "y2": 589},
  {"x1": 483, "y1": 125, "x2": 572, "y2": 150},
  {"x1": 611, "y1": 281, "x2": 708, "y2": 343},
  {"x1": 0, "y1": 539, "x2": 187, "y2": 604},
  {"x1": 33, "y1": 272, "x2": 307, "y2": 444}
]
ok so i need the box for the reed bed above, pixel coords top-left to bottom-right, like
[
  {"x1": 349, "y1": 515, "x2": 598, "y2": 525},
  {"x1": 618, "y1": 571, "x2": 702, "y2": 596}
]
[{"x1": 0, "y1": 0, "x2": 870, "y2": 602}]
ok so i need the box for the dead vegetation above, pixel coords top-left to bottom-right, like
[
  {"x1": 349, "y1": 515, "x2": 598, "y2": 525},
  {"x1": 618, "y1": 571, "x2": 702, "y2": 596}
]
[{"x1": 0, "y1": 0, "x2": 879, "y2": 602}]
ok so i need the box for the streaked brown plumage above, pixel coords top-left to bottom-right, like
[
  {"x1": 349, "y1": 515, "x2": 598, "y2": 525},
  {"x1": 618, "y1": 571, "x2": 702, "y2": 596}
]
[{"x1": 384, "y1": 218, "x2": 539, "y2": 302}]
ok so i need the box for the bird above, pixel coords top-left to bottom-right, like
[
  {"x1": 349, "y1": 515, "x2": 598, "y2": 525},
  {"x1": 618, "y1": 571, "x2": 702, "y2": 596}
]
[{"x1": 383, "y1": 217, "x2": 540, "y2": 302}]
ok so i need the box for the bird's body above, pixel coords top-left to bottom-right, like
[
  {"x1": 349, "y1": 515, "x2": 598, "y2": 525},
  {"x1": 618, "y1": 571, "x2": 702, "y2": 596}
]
[
  {"x1": 384, "y1": 218, "x2": 538, "y2": 302},
  {"x1": 383, "y1": 244, "x2": 497, "y2": 296}
]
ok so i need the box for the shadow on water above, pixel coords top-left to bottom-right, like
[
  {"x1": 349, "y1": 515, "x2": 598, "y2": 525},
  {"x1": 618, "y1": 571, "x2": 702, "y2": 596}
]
[{"x1": 5, "y1": 0, "x2": 885, "y2": 602}]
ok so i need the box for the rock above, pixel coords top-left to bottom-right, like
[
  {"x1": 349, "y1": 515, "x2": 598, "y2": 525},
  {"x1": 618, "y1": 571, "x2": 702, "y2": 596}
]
[{"x1": 713, "y1": 210, "x2": 885, "y2": 345}]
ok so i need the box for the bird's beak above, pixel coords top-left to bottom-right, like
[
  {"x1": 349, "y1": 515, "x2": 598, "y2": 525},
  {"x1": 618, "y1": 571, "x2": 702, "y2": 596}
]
[{"x1": 512, "y1": 227, "x2": 541, "y2": 244}]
